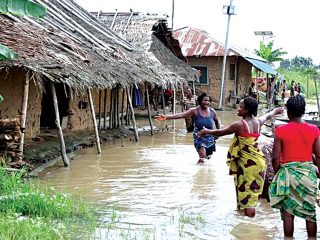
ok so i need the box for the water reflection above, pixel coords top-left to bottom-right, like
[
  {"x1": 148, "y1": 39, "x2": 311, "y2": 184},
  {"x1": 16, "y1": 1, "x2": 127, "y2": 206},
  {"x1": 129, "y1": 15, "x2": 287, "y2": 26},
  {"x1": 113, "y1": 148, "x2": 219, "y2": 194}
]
[{"x1": 39, "y1": 110, "x2": 319, "y2": 239}]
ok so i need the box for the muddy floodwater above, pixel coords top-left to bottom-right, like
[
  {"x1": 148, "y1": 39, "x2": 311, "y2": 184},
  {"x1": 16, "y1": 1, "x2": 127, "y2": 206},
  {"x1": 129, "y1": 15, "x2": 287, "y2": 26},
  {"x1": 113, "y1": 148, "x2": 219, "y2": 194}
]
[{"x1": 39, "y1": 109, "x2": 320, "y2": 239}]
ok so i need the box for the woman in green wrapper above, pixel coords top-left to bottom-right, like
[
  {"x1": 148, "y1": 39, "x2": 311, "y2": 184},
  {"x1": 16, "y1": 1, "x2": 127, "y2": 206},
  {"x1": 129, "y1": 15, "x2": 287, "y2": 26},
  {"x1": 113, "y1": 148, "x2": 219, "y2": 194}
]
[
  {"x1": 269, "y1": 95, "x2": 320, "y2": 237},
  {"x1": 198, "y1": 97, "x2": 283, "y2": 217}
]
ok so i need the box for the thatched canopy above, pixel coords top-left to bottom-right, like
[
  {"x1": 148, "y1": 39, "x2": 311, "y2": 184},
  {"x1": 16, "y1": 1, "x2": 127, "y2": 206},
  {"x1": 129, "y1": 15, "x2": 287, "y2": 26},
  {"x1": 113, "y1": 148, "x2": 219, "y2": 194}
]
[
  {"x1": 92, "y1": 12, "x2": 199, "y2": 87},
  {"x1": 0, "y1": 0, "x2": 168, "y2": 90}
]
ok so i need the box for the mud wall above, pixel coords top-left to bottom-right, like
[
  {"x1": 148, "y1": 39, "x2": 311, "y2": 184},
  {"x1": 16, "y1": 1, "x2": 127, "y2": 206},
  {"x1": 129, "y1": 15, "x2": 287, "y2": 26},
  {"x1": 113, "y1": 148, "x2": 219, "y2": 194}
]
[
  {"x1": 186, "y1": 56, "x2": 252, "y2": 106},
  {"x1": 0, "y1": 69, "x2": 42, "y2": 138},
  {"x1": 67, "y1": 93, "x2": 93, "y2": 131}
]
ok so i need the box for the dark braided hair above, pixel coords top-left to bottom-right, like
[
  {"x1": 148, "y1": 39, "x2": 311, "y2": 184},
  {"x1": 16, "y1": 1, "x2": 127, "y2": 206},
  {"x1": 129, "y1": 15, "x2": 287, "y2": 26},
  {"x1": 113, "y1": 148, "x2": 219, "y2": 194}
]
[
  {"x1": 286, "y1": 94, "x2": 305, "y2": 118},
  {"x1": 243, "y1": 96, "x2": 258, "y2": 116},
  {"x1": 197, "y1": 92, "x2": 211, "y2": 105}
]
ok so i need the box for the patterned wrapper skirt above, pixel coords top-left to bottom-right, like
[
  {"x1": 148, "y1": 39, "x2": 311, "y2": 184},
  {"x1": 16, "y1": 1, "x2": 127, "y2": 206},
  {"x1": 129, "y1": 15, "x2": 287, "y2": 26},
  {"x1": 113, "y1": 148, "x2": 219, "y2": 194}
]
[
  {"x1": 269, "y1": 161, "x2": 318, "y2": 222},
  {"x1": 227, "y1": 136, "x2": 266, "y2": 210}
]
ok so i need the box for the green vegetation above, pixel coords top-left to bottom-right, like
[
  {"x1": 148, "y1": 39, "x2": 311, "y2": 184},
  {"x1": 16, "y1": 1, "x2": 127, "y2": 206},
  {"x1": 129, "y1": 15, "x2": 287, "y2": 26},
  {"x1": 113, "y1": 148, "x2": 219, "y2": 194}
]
[{"x1": 0, "y1": 167, "x2": 98, "y2": 239}]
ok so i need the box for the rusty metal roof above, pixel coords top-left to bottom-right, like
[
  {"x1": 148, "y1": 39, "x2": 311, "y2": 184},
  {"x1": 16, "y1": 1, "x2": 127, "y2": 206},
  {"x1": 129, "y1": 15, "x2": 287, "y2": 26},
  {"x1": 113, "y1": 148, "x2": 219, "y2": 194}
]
[{"x1": 173, "y1": 27, "x2": 266, "y2": 61}]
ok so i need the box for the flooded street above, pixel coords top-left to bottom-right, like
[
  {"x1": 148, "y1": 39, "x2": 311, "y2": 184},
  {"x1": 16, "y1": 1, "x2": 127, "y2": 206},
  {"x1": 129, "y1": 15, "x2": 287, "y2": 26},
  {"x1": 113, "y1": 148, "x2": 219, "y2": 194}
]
[{"x1": 39, "y1": 110, "x2": 318, "y2": 239}]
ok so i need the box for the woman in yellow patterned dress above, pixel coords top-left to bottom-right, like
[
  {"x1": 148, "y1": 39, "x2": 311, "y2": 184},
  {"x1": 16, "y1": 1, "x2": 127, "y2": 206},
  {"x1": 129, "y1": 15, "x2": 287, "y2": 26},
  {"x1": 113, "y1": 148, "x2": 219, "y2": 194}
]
[{"x1": 199, "y1": 97, "x2": 283, "y2": 217}]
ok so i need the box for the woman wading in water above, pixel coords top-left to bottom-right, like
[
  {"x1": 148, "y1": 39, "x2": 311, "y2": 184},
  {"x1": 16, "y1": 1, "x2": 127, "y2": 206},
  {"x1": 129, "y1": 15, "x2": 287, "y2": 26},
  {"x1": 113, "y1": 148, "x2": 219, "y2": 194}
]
[
  {"x1": 198, "y1": 97, "x2": 283, "y2": 217},
  {"x1": 155, "y1": 92, "x2": 220, "y2": 164}
]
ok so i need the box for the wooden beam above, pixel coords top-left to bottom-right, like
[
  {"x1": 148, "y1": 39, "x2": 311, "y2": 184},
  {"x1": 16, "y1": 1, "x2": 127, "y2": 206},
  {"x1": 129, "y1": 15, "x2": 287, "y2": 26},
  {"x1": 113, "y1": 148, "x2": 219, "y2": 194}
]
[
  {"x1": 51, "y1": 83, "x2": 69, "y2": 167},
  {"x1": 18, "y1": 77, "x2": 30, "y2": 157},
  {"x1": 88, "y1": 89, "x2": 101, "y2": 154},
  {"x1": 126, "y1": 87, "x2": 139, "y2": 142},
  {"x1": 145, "y1": 83, "x2": 154, "y2": 135}
]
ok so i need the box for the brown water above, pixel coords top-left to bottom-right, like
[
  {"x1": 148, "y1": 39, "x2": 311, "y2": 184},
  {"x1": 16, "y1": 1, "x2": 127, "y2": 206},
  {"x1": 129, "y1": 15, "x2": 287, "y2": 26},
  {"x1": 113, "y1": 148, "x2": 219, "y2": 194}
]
[{"x1": 39, "y1": 110, "x2": 318, "y2": 240}]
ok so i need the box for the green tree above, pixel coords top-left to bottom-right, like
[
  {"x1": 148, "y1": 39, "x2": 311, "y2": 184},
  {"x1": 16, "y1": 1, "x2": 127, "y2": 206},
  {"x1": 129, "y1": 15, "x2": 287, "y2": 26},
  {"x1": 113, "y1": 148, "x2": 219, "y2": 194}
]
[
  {"x1": 0, "y1": 0, "x2": 46, "y2": 60},
  {"x1": 254, "y1": 41, "x2": 287, "y2": 66}
]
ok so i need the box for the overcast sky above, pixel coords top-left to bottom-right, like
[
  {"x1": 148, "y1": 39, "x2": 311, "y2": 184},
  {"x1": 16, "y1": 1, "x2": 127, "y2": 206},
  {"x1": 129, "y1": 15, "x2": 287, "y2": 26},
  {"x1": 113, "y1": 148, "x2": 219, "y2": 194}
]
[{"x1": 75, "y1": 0, "x2": 320, "y2": 65}]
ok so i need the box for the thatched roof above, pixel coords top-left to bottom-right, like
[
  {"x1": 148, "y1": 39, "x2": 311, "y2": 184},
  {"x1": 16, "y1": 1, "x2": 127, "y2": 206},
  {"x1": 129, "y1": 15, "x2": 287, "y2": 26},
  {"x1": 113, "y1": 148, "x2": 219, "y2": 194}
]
[
  {"x1": 0, "y1": 0, "x2": 167, "y2": 90},
  {"x1": 91, "y1": 12, "x2": 199, "y2": 86}
]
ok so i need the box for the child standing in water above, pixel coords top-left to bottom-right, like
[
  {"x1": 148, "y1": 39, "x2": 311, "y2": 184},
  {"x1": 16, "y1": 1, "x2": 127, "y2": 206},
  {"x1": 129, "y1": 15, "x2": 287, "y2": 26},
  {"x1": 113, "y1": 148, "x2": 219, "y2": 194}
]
[
  {"x1": 198, "y1": 97, "x2": 283, "y2": 217},
  {"x1": 155, "y1": 92, "x2": 220, "y2": 164}
]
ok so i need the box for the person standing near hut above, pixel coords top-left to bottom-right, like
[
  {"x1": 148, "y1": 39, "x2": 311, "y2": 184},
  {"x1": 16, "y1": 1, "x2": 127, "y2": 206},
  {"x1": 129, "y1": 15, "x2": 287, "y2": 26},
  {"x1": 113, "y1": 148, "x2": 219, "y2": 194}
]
[
  {"x1": 182, "y1": 88, "x2": 197, "y2": 132},
  {"x1": 155, "y1": 93, "x2": 220, "y2": 164},
  {"x1": 198, "y1": 97, "x2": 283, "y2": 217},
  {"x1": 269, "y1": 95, "x2": 320, "y2": 238}
]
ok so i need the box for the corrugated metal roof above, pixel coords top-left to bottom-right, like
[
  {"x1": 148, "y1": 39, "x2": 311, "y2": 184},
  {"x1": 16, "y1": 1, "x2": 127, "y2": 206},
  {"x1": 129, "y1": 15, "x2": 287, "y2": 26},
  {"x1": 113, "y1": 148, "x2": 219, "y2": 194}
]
[
  {"x1": 244, "y1": 57, "x2": 278, "y2": 75},
  {"x1": 173, "y1": 27, "x2": 278, "y2": 75},
  {"x1": 173, "y1": 27, "x2": 266, "y2": 61}
]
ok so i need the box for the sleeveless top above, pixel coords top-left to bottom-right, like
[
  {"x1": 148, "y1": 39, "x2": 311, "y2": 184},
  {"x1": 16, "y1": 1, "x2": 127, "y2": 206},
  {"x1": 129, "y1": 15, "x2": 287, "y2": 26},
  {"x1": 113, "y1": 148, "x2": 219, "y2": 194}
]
[
  {"x1": 193, "y1": 107, "x2": 215, "y2": 149},
  {"x1": 194, "y1": 107, "x2": 214, "y2": 130}
]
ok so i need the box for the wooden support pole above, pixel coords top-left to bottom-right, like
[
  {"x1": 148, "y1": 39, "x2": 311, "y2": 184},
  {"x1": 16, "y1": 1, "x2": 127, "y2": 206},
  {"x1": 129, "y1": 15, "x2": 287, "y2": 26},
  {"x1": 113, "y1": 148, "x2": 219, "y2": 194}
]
[
  {"x1": 109, "y1": 89, "x2": 113, "y2": 129},
  {"x1": 98, "y1": 90, "x2": 102, "y2": 130},
  {"x1": 103, "y1": 89, "x2": 107, "y2": 130},
  {"x1": 121, "y1": 88, "x2": 125, "y2": 125},
  {"x1": 116, "y1": 88, "x2": 120, "y2": 128},
  {"x1": 88, "y1": 88, "x2": 101, "y2": 154},
  {"x1": 161, "y1": 87, "x2": 166, "y2": 115},
  {"x1": 51, "y1": 83, "x2": 69, "y2": 167},
  {"x1": 314, "y1": 77, "x2": 320, "y2": 118},
  {"x1": 172, "y1": 88, "x2": 176, "y2": 129},
  {"x1": 145, "y1": 83, "x2": 154, "y2": 135},
  {"x1": 126, "y1": 87, "x2": 139, "y2": 142},
  {"x1": 18, "y1": 78, "x2": 30, "y2": 157}
]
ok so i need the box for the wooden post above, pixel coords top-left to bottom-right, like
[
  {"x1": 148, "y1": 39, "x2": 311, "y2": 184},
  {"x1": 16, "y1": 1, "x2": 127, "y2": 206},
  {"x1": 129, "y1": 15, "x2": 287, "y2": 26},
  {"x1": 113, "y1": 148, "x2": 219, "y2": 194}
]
[
  {"x1": 145, "y1": 83, "x2": 154, "y2": 135},
  {"x1": 161, "y1": 87, "x2": 166, "y2": 115},
  {"x1": 116, "y1": 88, "x2": 120, "y2": 128},
  {"x1": 109, "y1": 89, "x2": 113, "y2": 129},
  {"x1": 126, "y1": 87, "x2": 139, "y2": 142},
  {"x1": 103, "y1": 89, "x2": 107, "y2": 130},
  {"x1": 98, "y1": 90, "x2": 102, "y2": 130},
  {"x1": 121, "y1": 88, "x2": 125, "y2": 125},
  {"x1": 172, "y1": 88, "x2": 176, "y2": 129},
  {"x1": 18, "y1": 78, "x2": 30, "y2": 157},
  {"x1": 88, "y1": 88, "x2": 101, "y2": 154},
  {"x1": 314, "y1": 77, "x2": 320, "y2": 118},
  {"x1": 51, "y1": 83, "x2": 69, "y2": 167}
]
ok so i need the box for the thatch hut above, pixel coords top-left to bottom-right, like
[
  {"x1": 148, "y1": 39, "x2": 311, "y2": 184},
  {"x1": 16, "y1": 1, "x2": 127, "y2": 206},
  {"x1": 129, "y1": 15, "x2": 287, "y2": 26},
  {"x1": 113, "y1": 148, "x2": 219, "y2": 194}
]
[{"x1": 0, "y1": 0, "x2": 185, "y2": 166}]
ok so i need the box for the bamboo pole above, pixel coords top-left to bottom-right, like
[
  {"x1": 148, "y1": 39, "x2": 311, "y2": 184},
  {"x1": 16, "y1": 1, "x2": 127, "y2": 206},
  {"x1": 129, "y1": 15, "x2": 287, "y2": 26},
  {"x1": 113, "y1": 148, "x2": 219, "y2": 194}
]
[
  {"x1": 126, "y1": 87, "x2": 139, "y2": 142},
  {"x1": 88, "y1": 89, "x2": 101, "y2": 154},
  {"x1": 18, "y1": 77, "x2": 30, "y2": 157},
  {"x1": 145, "y1": 83, "x2": 154, "y2": 135},
  {"x1": 98, "y1": 90, "x2": 102, "y2": 130},
  {"x1": 103, "y1": 89, "x2": 107, "y2": 130},
  {"x1": 35, "y1": 0, "x2": 113, "y2": 51},
  {"x1": 51, "y1": 83, "x2": 69, "y2": 167}
]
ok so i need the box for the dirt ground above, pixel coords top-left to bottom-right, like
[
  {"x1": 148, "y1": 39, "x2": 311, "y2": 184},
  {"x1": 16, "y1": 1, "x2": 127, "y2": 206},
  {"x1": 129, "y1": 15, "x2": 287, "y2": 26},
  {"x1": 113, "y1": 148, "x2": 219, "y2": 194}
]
[{"x1": 22, "y1": 127, "x2": 133, "y2": 171}]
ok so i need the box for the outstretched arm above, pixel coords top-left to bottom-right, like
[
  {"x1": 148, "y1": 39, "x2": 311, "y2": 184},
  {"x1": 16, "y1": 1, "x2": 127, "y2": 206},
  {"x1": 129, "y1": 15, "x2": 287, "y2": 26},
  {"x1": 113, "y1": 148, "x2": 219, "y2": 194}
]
[
  {"x1": 258, "y1": 107, "x2": 284, "y2": 126},
  {"x1": 154, "y1": 108, "x2": 195, "y2": 121},
  {"x1": 199, "y1": 121, "x2": 241, "y2": 137}
]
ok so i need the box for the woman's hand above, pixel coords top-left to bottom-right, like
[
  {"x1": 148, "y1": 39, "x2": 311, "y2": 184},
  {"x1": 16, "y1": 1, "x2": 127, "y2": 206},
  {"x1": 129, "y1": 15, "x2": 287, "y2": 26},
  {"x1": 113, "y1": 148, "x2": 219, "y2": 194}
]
[
  {"x1": 273, "y1": 107, "x2": 284, "y2": 115},
  {"x1": 154, "y1": 114, "x2": 166, "y2": 121},
  {"x1": 198, "y1": 126, "x2": 209, "y2": 137}
]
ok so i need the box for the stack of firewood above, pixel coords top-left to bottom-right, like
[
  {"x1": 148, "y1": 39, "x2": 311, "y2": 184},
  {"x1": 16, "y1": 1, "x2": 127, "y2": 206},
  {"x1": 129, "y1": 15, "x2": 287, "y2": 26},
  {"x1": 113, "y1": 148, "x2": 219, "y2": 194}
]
[{"x1": 0, "y1": 118, "x2": 21, "y2": 163}]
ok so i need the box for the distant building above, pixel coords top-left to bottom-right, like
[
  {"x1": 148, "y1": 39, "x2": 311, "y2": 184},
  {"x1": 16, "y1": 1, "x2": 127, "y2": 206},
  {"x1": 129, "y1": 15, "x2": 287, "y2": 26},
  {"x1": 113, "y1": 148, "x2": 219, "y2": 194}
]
[{"x1": 173, "y1": 27, "x2": 277, "y2": 107}]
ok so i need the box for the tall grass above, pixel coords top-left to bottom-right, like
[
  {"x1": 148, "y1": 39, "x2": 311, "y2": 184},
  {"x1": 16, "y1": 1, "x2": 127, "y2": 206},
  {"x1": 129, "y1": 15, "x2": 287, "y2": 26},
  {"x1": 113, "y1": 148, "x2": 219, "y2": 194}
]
[{"x1": 0, "y1": 167, "x2": 98, "y2": 239}]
